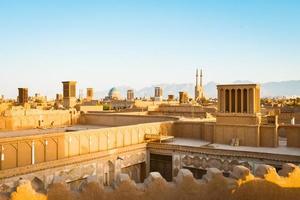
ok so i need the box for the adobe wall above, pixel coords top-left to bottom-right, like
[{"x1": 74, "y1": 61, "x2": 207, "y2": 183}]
[
  {"x1": 148, "y1": 111, "x2": 207, "y2": 118},
  {"x1": 214, "y1": 113, "x2": 279, "y2": 147},
  {"x1": 281, "y1": 125, "x2": 300, "y2": 148},
  {"x1": 80, "y1": 113, "x2": 178, "y2": 127},
  {"x1": 216, "y1": 113, "x2": 261, "y2": 125},
  {"x1": 214, "y1": 124, "x2": 260, "y2": 146},
  {"x1": 9, "y1": 164, "x2": 300, "y2": 200},
  {"x1": 172, "y1": 121, "x2": 214, "y2": 142},
  {"x1": 0, "y1": 122, "x2": 174, "y2": 171},
  {"x1": 0, "y1": 143, "x2": 147, "y2": 194},
  {"x1": 148, "y1": 140, "x2": 300, "y2": 177},
  {"x1": 158, "y1": 105, "x2": 204, "y2": 112},
  {"x1": 133, "y1": 100, "x2": 161, "y2": 108},
  {"x1": 173, "y1": 121, "x2": 280, "y2": 148},
  {"x1": 0, "y1": 109, "x2": 80, "y2": 131},
  {"x1": 260, "y1": 125, "x2": 278, "y2": 147},
  {"x1": 78, "y1": 105, "x2": 103, "y2": 113},
  {"x1": 148, "y1": 105, "x2": 217, "y2": 118}
]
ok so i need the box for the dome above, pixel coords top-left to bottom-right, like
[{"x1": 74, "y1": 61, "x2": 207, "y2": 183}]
[{"x1": 108, "y1": 87, "x2": 121, "y2": 100}]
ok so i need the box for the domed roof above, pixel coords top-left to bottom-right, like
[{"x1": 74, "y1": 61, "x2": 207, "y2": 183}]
[
  {"x1": 109, "y1": 87, "x2": 118, "y2": 94},
  {"x1": 108, "y1": 87, "x2": 121, "y2": 99}
]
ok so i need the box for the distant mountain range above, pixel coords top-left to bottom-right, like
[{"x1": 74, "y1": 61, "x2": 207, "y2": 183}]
[{"x1": 95, "y1": 80, "x2": 300, "y2": 99}]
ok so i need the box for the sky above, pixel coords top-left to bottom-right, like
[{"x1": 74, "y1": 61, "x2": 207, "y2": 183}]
[{"x1": 0, "y1": 0, "x2": 300, "y2": 98}]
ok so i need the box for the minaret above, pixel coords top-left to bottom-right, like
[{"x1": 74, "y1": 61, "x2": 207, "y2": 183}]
[
  {"x1": 195, "y1": 69, "x2": 200, "y2": 100},
  {"x1": 196, "y1": 69, "x2": 199, "y2": 86},
  {"x1": 195, "y1": 68, "x2": 205, "y2": 101},
  {"x1": 200, "y1": 69, "x2": 203, "y2": 87}
]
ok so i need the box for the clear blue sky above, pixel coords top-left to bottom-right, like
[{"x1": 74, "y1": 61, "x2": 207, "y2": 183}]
[{"x1": 0, "y1": 0, "x2": 299, "y2": 98}]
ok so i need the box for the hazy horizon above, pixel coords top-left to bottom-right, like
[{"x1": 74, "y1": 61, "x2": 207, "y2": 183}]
[{"x1": 1, "y1": 0, "x2": 300, "y2": 98}]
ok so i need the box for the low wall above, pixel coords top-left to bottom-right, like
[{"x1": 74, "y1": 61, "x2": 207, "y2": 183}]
[
  {"x1": 9, "y1": 163, "x2": 300, "y2": 200},
  {"x1": 80, "y1": 113, "x2": 178, "y2": 126},
  {"x1": 0, "y1": 109, "x2": 80, "y2": 131},
  {"x1": 281, "y1": 125, "x2": 300, "y2": 148},
  {"x1": 0, "y1": 143, "x2": 147, "y2": 194},
  {"x1": 172, "y1": 121, "x2": 280, "y2": 147},
  {"x1": 148, "y1": 105, "x2": 217, "y2": 119},
  {"x1": 260, "y1": 125, "x2": 278, "y2": 147},
  {"x1": 133, "y1": 100, "x2": 162, "y2": 108},
  {"x1": 78, "y1": 105, "x2": 103, "y2": 113},
  {"x1": 214, "y1": 124, "x2": 260, "y2": 146},
  {"x1": 172, "y1": 121, "x2": 214, "y2": 142},
  {"x1": 148, "y1": 111, "x2": 207, "y2": 118}
]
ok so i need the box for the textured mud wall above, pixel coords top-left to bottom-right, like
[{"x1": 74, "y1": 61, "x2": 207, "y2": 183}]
[
  {"x1": 0, "y1": 109, "x2": 79, "y2": 131},
  {"x1": 0, "y1": 121, "x2": 173, "y2": 171},
  {"x1": 172, "y1": 121, "x2": 215, "y2": 142},
  {"x1": 6, "y1": 163, "x2": 300, "y2": 200},
  {"x1": 80, "y1": 113, "x2": 178, "y2": 126}
]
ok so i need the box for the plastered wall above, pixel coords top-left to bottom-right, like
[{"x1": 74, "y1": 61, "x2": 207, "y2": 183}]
[
  {"x1": 170, "y1": 120, "x2": 292, "y2": 148},
  {"x1": 80, "y1": 113, "x2": 177, "y2": 127},
  {"x1": 0, "y1": 122, "x2": 173, "y2": 171},
  {"x1": 0, "y1": 109, "x2": 79, "y2": 131},
  {"x1": 172, "y1": 121, "x2": 214, "y2": 142},
  {"x1": 260, "y1": 125, "x2": 278, "y2": 147},
  {"x1": 282, "y1": 125, "x2": 300, "y2": 148}
]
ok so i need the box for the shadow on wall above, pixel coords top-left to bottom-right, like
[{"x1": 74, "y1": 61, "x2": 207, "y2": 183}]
[{"x1": 8, "y1": 164, "x2": 300, "y2": 200}]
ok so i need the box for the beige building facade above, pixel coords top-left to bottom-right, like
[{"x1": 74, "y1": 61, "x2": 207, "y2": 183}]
[
  {"x1": 0, "y1": 108, "x2": 80, "y2": 131},
  {"x1": 215, "y1": 84, "x2": 279, "y2": 147},
  {"x1": 217, "y1": 84, "x2": 261, "y2": 114}
]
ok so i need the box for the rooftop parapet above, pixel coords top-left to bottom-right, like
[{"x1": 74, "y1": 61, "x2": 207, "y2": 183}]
[{"x1": 9, "y1": 163, "x2": 300, "y2": 200}]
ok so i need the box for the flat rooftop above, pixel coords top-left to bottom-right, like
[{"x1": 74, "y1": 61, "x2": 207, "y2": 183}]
[
  {"x1": 156, "y1": 138, "x2": 300, "y2": 157},
  {"x1": 0, "y1": 124, "x2": 109, "y2": 138}
]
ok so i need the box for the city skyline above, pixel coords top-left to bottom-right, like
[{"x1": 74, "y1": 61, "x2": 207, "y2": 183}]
[
  {"x1": 1, "y1": 0, "x2": 300, "y2": 97},
  {"x1": 1, "y1": 1, "x2": 300, "y2": 198}
]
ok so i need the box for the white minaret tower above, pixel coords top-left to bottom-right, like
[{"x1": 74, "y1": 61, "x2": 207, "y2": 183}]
[{"x1": 195, "y1": 68, "x2": 205, "y2": 101}]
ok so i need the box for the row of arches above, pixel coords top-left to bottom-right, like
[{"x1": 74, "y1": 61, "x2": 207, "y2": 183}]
[{"x1": 218, "y1": 88, "x2": 256, "y2": 114}]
